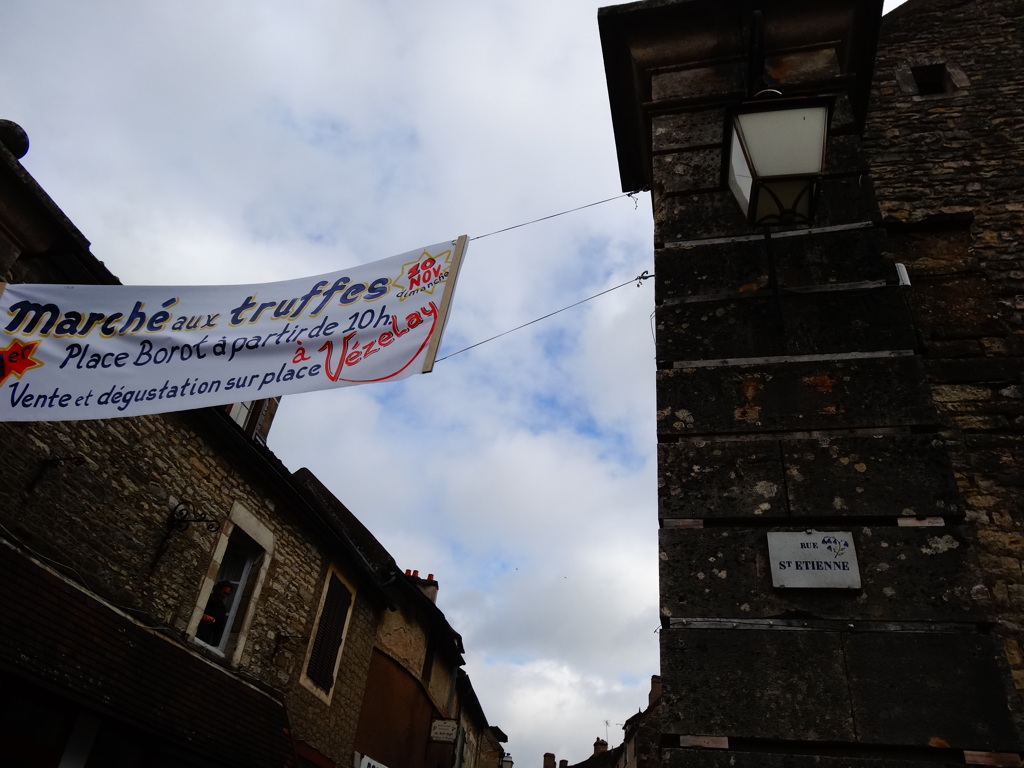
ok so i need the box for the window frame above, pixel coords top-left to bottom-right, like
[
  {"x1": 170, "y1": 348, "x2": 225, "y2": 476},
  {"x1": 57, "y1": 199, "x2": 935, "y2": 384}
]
[
  {"x1": 188, "y1": 501, "x2": 274, "y2": 666},
  {"x1": 895, "y1": 59, "x2": 970, "y2": 99},
  {"x1": 299, "y1": 565, "x2": 357, "y2": 704}
]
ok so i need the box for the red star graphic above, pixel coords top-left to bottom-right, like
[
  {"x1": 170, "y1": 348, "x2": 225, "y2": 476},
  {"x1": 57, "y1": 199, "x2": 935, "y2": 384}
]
[{"x1": 0, "y1": 338, "x2": 43, "y2": 385}]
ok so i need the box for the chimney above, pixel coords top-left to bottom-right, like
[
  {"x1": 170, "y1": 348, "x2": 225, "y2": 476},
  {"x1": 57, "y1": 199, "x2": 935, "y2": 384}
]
[
  {"x1": 649, "y1": 675, "x2": 662, "y2": 707},
  {"x1": 544, "y1": 753, "x2": 556, "y2": 768},
  {"x1": 559, "y1": 761, "x2": 568, "y2": 768},
  {"x1": 407, "y1": 569, "x2": 439, "y2": 603},
  {"x1": 593, "y1": 739, "x2": 608, "y2": 755}
]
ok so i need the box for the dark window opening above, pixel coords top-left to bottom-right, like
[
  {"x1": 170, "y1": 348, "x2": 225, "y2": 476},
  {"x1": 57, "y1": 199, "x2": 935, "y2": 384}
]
[
  {"x1": 912, "y1": 63, "x2": 949, "y2": 95},
  {"x1": 195, "y1": 527, "x2": 264, "y2": 652},
  {"x1": 306, "y1": 574, "x2": 353, "y2": 692},
  {"x1": 422, "y1": 636, "x2": 436, "y2": 685}
]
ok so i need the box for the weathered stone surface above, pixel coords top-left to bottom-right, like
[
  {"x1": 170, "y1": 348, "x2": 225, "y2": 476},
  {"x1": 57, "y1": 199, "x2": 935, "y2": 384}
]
[
  {"x1": 653, "y1": 148, "x2": 723, "y2": 194},
  {"x1": 657, "y1": 297, "x2": 782, "y2": 362},
  {"x1": 654, "y1": 228, "x2": 891, "y2": 303},
  {"x1": 656, "y1": 190, "x2": 750, "y2": 242},
  {"x1": 660, "y1": 435, "x2": 962, "y2": 521},
  {"x1": 887, "y1": 227, "x2": 976, "y2": 277},
  {"x1": 652, "y1": 63, "x2": 743, "y2": 102},
  {"x1": 652, "y1": 110, "x2": 726, "y2": 152},
  {"x1": 659, "y1": 526, "x2": 986, "y2": 622},
  {"x1": 655, "y1": 178, "x2": 880, "y2": 241},
  {"x1": 655, "y1": 240, "x2": 769, "y2": 302},
  {"x1": 845, "y1": 631, "x2": 1019, "y2": 750},
  {"x1": 660, "y1": 628, "x2": 856, "y2": 741},
  {"x1": 785, "y1": 435, "x2": 962, "y2": 519},
  {"x1": 656, "y1": 358, "x2": 937, "y2": 435},
  {"x1": 0, "y1": 410, "x2": 381, "y2": 762},
  {"x1": 659, "y1": 441, "x2": 785, "y2": 520},
  {"x1": 662, "y1": 749, "x2": 963, "y2": 768},
  {"x1": 909, "y1": 275, "x2": 1007, "y2": 341},
  {"x1": 662, "y1": 627, "x2": 1015, "y2": 750},
  {"x1": 765, "y1": 47, "x2": 841, "y2": 87},
  {"x1": 816, "y1": 176, "x2": 882, "y2": 227},
  {"x1": 824, "y1": 135, "x2": 870, "y2": 175},
  {"x1": 656, "y1": 288, "x2": 916, "y2": 363},
  {"x1": 644, "y1": 0, "x2": 1024, "y2": 742},
  {"x1": 771, "y1": 227, "x2": 890, "y2": 288}
]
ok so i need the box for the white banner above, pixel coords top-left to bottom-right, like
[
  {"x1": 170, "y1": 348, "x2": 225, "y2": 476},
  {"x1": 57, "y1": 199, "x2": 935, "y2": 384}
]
[{"x1": 0, "y1": 237, "x2": 467, "y2": 422}]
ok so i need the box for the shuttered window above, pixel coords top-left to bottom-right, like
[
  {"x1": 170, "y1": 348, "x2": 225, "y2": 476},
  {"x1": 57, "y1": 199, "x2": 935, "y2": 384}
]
[{"x1": 305, "y1": 574, "x2": 353, "y2": 692}]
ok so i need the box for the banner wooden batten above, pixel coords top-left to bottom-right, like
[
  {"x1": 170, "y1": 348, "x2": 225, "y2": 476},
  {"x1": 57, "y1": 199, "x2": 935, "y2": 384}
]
[{"x1": 421, "y1": 234, "x2": 468, "y2": 375}]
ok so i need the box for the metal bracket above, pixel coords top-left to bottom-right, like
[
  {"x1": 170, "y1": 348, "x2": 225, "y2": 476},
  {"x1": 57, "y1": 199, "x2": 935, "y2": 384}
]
[{"x1": 169, "y1": 501, "x2": 219, "y2": 533}]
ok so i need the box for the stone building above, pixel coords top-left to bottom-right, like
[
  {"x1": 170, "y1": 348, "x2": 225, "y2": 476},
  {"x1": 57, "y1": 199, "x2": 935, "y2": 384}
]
[
  {"x1": 297, "y1": 469, "x2": 503, "y2": 768},
  {"x1": 863, "y1": 0, "x2": 1024, "y2": 701},
  {"x1": 0, "y1": 120, "x2": 501, "y2": 768},
  {"x1": 600, "y1": 0, "x2": 1022, "y2": 767}
]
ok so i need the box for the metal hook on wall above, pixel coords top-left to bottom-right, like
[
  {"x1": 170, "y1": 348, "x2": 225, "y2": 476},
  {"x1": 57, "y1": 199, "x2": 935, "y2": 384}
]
[{"x1": 168, "y1": 500, "x2": 220, "y2": 533}]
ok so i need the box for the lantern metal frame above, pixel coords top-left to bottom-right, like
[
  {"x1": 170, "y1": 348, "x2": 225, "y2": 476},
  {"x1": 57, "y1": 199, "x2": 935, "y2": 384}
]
[{"x1": 727, "y1": 95, "x2": 833, "y2": 227}]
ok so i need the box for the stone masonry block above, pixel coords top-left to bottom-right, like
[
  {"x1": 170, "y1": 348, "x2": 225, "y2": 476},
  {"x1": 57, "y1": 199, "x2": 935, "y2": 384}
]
[
  {"x1": 654, "y1": 148, "x2": 722, "y2": 194},
  {"x1": 824, "y1": 135, "x2": 870, "y2": 176},
  {"x1": 661, "y1": 628, "x2": 1016, "y2": 750},
  {"x1": 659, "y1": 435, "x2": 961, "y2": 521},
  {"x1": 659, "y1": 440, "x2": 786, "y2": 520},
  {"x1": 656, "y1": 357, "x2": 937, "y2": 435},
  {"x1": 909, "y1": 274, "x2": 1006, "y2": 340},
  {"x1": 662, "y1": 749, "x2": 962, "y2": 768},
  {"x1": 656, "y1": 288, "x2": 916, "y2": 363},
  {"x1": 654, "y1": 227, "x2": 890, "y2": 303},
  {"x1": 845, "y1": 631, "x2": 1019, "y2": 750},
  {"x1": 657, "y1": 296, "x2": 781, "y2": 362},
  {"x1": 771, "y1": 227, "x2": 890, "y2": 287},
  {"x1": 655, "y1": 239, "x2": 769, "y2": 302},
  {"x1": 817, "y1": 176, "x2": 882, "y2": 227},
  {"x1": 652, "y1": 110, "x2": 726, "y2": 152},
  {"x1": 656, "y1": 191, "x2": 751, "y2": 242},
  {"x1": 887, "y1": 227, "x2": 976, "y2": 277},
  {"x1": 660, "y1": 627, "x2": 856, "y2": 741},
  {"x1": 785, "y1": 435, "x2": 962, "y2": 519}
]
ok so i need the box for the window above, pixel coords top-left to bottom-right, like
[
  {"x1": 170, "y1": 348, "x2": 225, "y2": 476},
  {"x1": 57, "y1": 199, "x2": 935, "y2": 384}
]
[
  {"x1": 195, "y1": 527, "x2": 263, "y2": 652},
  {"x1": 224, "y1": 396, "x2": 281, "y2": 445},
  {"x1": 190, "y1": 502, "x2": 273, "y2": 665},
  {"x1": 911, "y1": 63, "x2": 949, "y2": 96},
  {"x1": 896, "y1": 60, "x2": 969, "y2": 98},
  {"x1": 301, "y1": 568, "x2": 355, "y2": 703},
  {"x1": 226, "y1": 400, "x2": 255, "y2": 429}
]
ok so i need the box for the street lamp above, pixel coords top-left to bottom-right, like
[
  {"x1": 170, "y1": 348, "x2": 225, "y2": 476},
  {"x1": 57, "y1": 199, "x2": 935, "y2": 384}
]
[
  {"x1": 500, "y1": 754, "x2": 514, "y2": 768},
  {"x1": 727, "y1": 94, "x2": 831, "y2": 227}
]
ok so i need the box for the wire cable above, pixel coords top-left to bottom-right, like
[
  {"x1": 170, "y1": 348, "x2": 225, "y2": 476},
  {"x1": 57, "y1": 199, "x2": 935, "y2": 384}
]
[
  {"x1": 436, "y1": 270, "x2": 653, "y2": 362},
  {"x1": 469, "y1": 192, "x2": 641, "y2": 241}
]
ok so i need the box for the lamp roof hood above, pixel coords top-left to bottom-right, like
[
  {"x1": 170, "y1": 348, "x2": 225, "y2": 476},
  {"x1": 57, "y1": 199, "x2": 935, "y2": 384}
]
[{"x1": 598, "y1": 0, "x2": 884, "y2": 192}]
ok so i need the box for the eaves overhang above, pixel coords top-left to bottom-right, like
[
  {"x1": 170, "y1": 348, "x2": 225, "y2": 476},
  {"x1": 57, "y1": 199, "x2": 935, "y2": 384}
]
[{"x1": 598, "y1": 0, "x2": 883, "y2": 193}]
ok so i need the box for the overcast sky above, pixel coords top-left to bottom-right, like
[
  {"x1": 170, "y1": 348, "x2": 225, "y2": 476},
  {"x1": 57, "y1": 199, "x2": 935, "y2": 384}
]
[{"x1": 2, "y1": 0, "x2": 907, "y2": 764}]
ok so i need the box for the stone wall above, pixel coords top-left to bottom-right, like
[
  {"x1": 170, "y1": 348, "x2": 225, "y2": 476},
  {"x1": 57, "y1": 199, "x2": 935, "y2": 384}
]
[
  {"x1": 863, "y1": 0, "x2": 1024, "y2": 727},
  {"x1": 0, "y1": 406, "x2": 381, "y2": 763}
]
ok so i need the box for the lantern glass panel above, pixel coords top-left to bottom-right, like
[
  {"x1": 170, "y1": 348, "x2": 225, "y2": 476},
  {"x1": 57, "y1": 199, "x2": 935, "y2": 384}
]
[
  {"x1": 733, "y1": 106, "x2": 828, "y2": 177},
  {"x1": 753, "y1": 178, "x2": 816, "y2": 225},
  {"x1": 727, "y1": 128, "x2": 754, "y2": 214}
]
